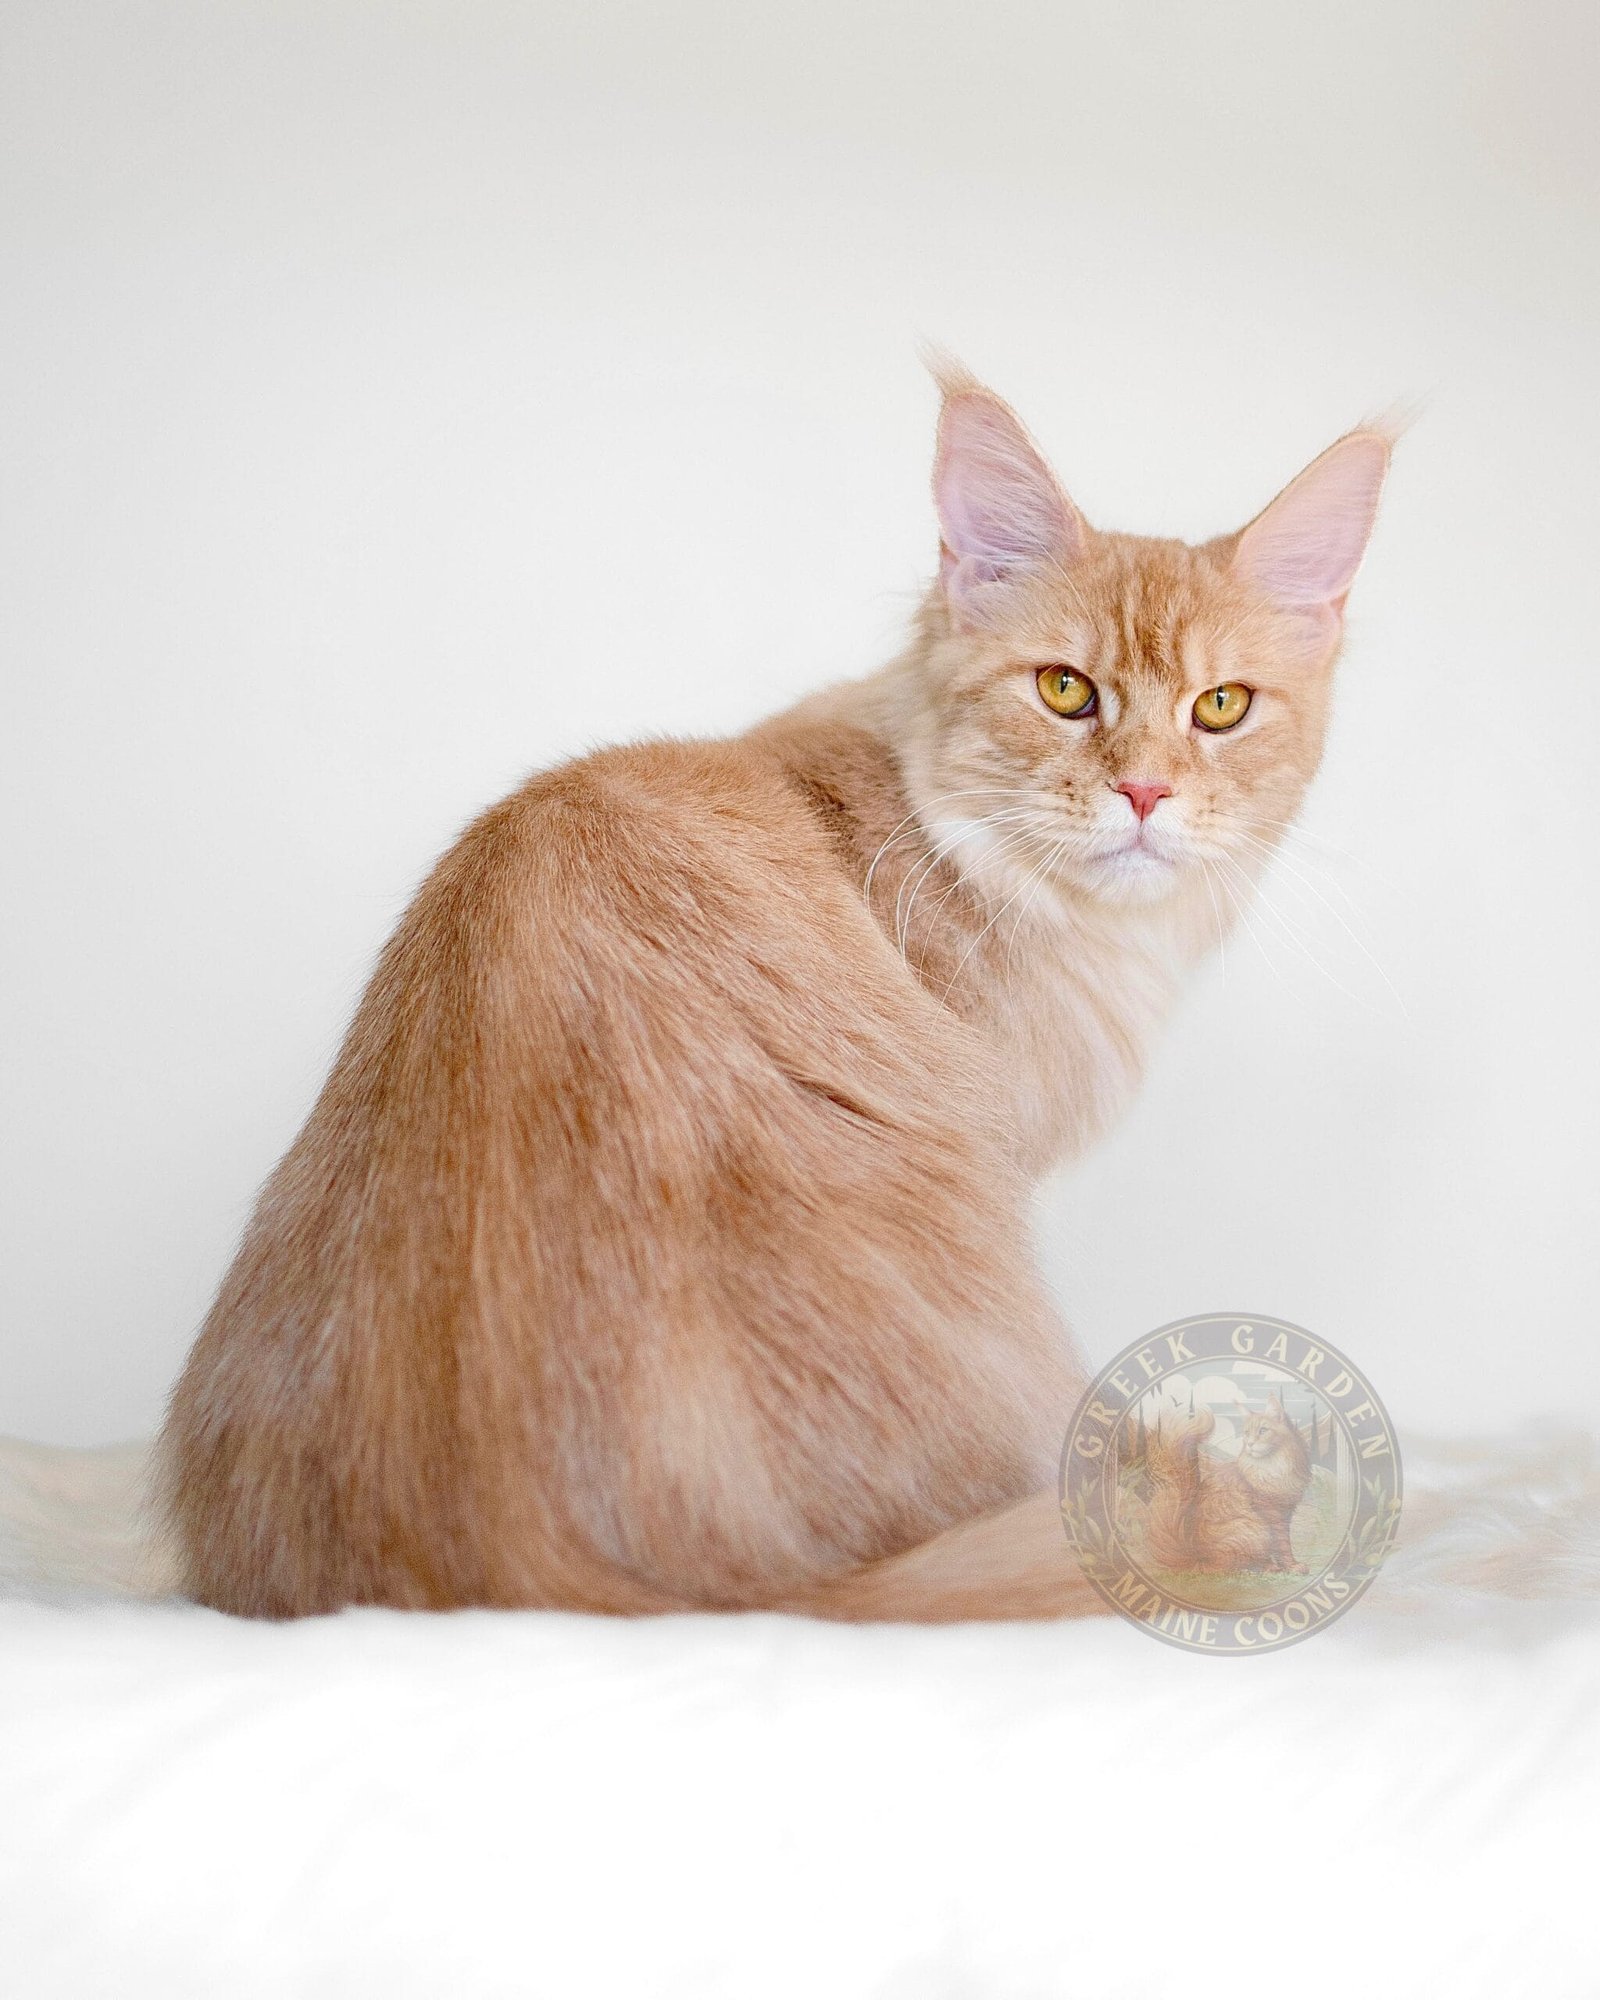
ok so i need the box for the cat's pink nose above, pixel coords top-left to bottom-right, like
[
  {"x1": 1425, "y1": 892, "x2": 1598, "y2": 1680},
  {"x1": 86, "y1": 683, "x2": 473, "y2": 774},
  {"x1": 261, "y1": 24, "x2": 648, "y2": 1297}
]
[{"x1": 1116, "y1": 780, "x2": 1173, "y2": 823}]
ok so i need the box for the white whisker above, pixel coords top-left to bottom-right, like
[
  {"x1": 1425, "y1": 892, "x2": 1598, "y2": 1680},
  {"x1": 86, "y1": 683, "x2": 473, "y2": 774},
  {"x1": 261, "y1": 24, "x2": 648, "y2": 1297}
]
[
  {"x1": 894, "y1": 809, "x2": 1050, "y2": 954},
  {"x1": 902, "y1": 818, "x2": 1054, "y2": 960},
  {"x1": 1213, "y1": 851, "x2": 1383, "y2": 1015},
  {"x1": 1228, "y1": 828, "x2": 1410, "y2": 1022},
  {"x1": 1230, "y1": 814, "x2": 1360, "y2": 865},
  {"x1": 1002, "y1": 838, "x2": 1071, "y2": 979},
  {"x1": 1206, "y1": 858, "x2": 1281, "y2": 981},
  {"x1": 938, "y1": 838, "x2": 1072, "y2": 1002},
  {"x1": 1198, "y1": 860, "x2": 1228, "y2": 992},
  {"x1": 862, "y1": 789, "x2": 1039, "y2": 909}
]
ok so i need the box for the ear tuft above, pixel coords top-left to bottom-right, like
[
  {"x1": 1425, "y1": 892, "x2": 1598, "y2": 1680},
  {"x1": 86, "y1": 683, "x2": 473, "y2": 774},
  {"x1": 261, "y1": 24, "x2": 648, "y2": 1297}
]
[
  {"x1": 931, "y1": 372, "x2": 1083, "y2": 611},
  {"x1": 1233, "y1": 430, "x2": 1391, "y2": 612}
]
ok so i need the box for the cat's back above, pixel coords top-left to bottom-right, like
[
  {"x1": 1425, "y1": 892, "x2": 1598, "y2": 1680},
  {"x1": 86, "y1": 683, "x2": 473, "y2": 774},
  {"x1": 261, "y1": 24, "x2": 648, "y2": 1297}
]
[
  {"x1": 463, "y1": 730, "x2": 876, "y2": 971},
  {"x1": 424, "y1": 727, "x2": 983, "y2": 1110}
]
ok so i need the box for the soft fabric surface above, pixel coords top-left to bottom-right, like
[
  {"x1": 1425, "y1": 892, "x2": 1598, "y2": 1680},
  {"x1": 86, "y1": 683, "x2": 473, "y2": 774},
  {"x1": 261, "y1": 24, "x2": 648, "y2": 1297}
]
[{"x1": 2, "y1": 1430, "x2": 1596, "y2": 1999}]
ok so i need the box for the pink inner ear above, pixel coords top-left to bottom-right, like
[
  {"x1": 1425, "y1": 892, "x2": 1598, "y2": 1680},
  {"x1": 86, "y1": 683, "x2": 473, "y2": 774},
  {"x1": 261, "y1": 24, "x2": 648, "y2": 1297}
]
[
  {"x1": 934, "y1": 393, "x2": 1079, "y2": 591},
  {"x1": 1233, "y1": 433, "x2": 1390, "y2": 608}
]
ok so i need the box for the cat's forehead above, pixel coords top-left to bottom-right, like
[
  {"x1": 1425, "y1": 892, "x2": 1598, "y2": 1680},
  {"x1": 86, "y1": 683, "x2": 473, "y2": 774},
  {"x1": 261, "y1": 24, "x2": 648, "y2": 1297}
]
[{"x1": 1027, "y1": 534, "x2": 1252, "y2": 684}]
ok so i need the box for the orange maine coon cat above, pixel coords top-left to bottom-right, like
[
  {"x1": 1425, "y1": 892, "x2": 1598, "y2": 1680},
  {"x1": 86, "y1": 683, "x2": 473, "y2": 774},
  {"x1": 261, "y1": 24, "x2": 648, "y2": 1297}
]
[{"x1": 161, "y1": 366, "x2": 1390, "y2": 1620}]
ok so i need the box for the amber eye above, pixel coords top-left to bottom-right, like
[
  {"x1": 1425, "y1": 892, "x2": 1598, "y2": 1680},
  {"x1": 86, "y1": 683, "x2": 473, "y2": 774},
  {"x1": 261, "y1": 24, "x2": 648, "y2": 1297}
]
[
  {"x1": 1037, "y1": 667, "x2": 1097, "y2": 717},
  {"x1": 1192, "y1": 683, "x2": 1252, "y2": 732}
]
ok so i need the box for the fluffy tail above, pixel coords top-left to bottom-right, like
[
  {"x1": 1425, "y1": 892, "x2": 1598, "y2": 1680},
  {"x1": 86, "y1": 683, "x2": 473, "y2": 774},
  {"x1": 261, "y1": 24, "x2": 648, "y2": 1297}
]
[
  {"x1": 10, "y1": 1433, "x2": 1598, "y2": 1627},
  {"x1": 1142, "y1": 1407, "x2": 1214, "y2": 1571},
  {"x1": 786, "y1": 1490, "x2": 1106, "y2": 1622},
  {"x1": 1, "y1": 1438, "x2": 1102, "y2": 1621}
]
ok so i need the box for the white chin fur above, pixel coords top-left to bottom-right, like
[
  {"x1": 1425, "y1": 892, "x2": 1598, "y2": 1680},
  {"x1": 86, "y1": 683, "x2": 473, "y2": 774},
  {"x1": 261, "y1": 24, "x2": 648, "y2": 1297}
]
[{"x1": 1075, "y1": 846, "x2": 1186, "y2": 905}]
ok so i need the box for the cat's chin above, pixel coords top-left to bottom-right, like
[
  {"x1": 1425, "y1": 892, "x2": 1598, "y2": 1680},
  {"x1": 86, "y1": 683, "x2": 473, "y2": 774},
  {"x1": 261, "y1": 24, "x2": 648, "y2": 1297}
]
[{"x1": 1071, "y1": 846, "x2": 1187, "y2": 908}]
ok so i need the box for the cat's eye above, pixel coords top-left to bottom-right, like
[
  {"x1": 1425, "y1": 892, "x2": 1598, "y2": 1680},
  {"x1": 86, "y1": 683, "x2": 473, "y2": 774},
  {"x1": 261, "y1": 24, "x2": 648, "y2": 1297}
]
[
  {"x1": 1192, "y1": 683, "x2": 1252, "y2": 732},
  {"x1": 1037, "y1": 667, "x2": 1097, "y2": 718}
]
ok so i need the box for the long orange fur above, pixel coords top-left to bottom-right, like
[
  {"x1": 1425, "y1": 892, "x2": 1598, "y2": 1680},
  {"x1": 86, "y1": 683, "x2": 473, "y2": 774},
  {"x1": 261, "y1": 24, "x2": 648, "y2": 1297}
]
[{"x1": 161, "y1": 365, "x2": 1390, "y2": 1620}]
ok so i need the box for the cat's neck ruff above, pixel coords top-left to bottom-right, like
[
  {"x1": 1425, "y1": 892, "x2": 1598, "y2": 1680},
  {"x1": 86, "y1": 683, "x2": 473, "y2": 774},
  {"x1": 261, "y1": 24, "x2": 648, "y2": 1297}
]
[
  {"x1": 780, "y1": 660, "x2": 1236, "y2": 1176},
  {"x1": 920, "y1": 810, "x2": 1209, "y2": 1173}
]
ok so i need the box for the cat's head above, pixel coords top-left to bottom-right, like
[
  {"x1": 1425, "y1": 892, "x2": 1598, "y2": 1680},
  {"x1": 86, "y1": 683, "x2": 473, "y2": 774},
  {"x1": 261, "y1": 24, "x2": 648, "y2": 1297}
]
[
  {"x1": 902, "y1": 365, "x2": 1391, "y2": 908},
  {"x1": 1239, "y1": 1391, "x2": 1300, "y2": 1458}
]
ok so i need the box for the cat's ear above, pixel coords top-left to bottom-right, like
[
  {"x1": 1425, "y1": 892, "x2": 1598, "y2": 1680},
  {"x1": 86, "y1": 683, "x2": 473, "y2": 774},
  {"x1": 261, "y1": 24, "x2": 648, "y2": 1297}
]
[
  {"x1": 932, "y1": 374, "x2": 1086, "y2": 621},
  {"x1": 1232, "y1": 429, "x2": 1391, "y2": 632}
]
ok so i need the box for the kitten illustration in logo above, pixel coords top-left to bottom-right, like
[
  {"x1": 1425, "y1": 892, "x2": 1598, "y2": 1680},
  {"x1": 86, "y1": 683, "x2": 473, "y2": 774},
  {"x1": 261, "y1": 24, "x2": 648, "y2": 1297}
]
[
  {"x1": 1063, "y1": 1316, "x2": 1399, "y2": 1651},
  {"x1": 1143, "y1": 1392, "x2": 1312, "y2": 1575}
]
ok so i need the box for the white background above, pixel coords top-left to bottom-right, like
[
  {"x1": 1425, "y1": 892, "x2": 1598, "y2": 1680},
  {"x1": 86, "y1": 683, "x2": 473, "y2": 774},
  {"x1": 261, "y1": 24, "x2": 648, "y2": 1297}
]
[{"x1": 3, "y1": 0, "x2": 1596, "y2": 1446}]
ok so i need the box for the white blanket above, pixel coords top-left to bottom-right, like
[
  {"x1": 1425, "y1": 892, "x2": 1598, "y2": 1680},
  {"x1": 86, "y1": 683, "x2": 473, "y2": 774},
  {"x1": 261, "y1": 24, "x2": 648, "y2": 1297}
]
[{"x1": 2, "y1": 1431, "x2": 1597, "y2": 1999}]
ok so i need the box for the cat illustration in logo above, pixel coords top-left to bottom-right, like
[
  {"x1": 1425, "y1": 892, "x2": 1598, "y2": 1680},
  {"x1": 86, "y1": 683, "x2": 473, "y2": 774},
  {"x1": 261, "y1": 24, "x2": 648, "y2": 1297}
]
[{"x1": 1143, "y1": 1392, "x2": 1312, "y2": 1575}]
